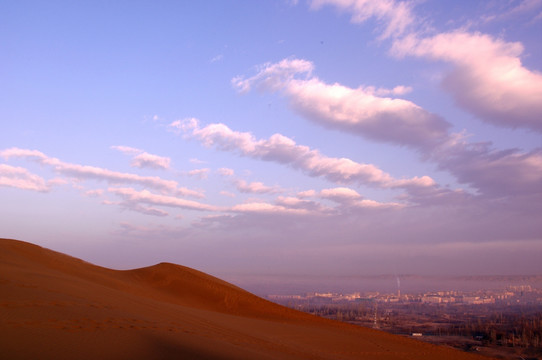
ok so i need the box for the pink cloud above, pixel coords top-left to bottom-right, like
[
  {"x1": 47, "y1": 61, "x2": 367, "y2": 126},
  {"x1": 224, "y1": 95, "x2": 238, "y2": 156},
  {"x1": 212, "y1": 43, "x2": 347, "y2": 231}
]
[
  {"x1": 392, "y1": 31, "x2": 542, "y2": 132},
  {"x1": 232, "y1": 58, "x2": 542, "y2": 201},
  {"x1": 318, "y1": 187, "x2": 404, "y2": 209},
  {"x1": 50, "y1": 160, "x2": 177, "y2": 192},
  {"x1": 177, "y1": 119, "x2": 436, "y2": 191},
  {"x1": 187, "y1": 168, "x2": 210, "y2": 179},
  {"x1": 0, "y1": 164, "x2": 49, "y2": 192},
  {"x1": 309, "y1": 0, "x2": 415, "y2": 39},
  {"x1": 111, "y1": 145, "x2": 142, "y2": 155},
  {"x1": 112, "y1": 222, "x2": 190, "y2": 241},
  {"x1": 373, "y1": 85, "x2": 413, "y2": 96},
  {"x1": 320, "y1": 187, "x2": 362, "y2": 202},
  {"x1": 131, "y1": 152, "x2": 171, "y2": 170},
  {"x1": 174, "y1": 187, "x2": 205, "y2": 199},
  {"x1": 108, "y1": 187, "x2": 218, "y2": 212},
  {"x1": 84, "y1": 189, "x2": 104, "y2": 197},
  {"x1": 103, "y1": 197, "x2": 170, "y2": 217},
  {"x1": 310, "y1": 0, "x2": 542, "y2": 131},
  {"x1": 230, "y1": 202, "x2": 311, "y2": 215},
  {"x1": 125, "y1": 204, "x2": 170, "y2": 217},
  {"x1": 432, "y1": 135, "x2": 542, "y2": 197},
  {"x1": 275, "y1": 196, "x2": 325, "y2": 211},
  {"x1": 217, "y1": 168, "x2": 235, "y2": 177},
  {"x1": 0, "y1": 147, "x2": 202, "y2": 197},
  {"x1": 482, "y1": 0, "x2": 542, "y2": 23},
  {"x1": 0, "y1": 148, "x2": 49, "y2": 162},
  {"x1": 234, "y1": 179, "x2": 282, "y2": 194},
  {"x1": 219, "y1": 190, "x2": 236, "y2": 198},
  {"x1": 232, "y1": 58, "x2": 314, "y2": 93},
  {"x1": 245, "y1": 189, "x2": 403, "y2": 216},
  {"x1": 189, "y1": 158, "x2": 207, "y2": 164},
  {"x1": 297, "y1": 189, "x2": 316, "y2": 198},
  {"x1": 112, "y1": 145, "x2": 171, "y2": 170},
  {"x1": 233, "y1": 58, "x2": 450, "y2": 149}
]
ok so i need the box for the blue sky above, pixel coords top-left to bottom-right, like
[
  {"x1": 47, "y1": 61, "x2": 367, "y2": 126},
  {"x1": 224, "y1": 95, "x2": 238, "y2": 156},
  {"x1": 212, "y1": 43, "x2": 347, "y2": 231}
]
[{"x1": 1, "y1": 0, "x2": 541, "y2": 285}]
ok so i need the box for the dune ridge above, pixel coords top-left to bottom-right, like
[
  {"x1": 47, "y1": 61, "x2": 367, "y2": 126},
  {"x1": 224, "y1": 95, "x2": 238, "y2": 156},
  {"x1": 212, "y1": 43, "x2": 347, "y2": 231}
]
[{"x1": 0, "y1": 238, "x2": 491, "y2": 359}]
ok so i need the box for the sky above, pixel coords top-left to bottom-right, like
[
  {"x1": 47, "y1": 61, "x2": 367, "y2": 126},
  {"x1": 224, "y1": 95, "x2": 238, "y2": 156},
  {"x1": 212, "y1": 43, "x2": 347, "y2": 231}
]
[{"x1": 1, "y1": 0, "x2": 542, "y2": 286}]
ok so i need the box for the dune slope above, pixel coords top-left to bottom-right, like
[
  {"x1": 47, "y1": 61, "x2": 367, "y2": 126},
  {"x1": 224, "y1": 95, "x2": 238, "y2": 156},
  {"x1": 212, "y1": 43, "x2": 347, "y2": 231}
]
[{"x1": 0, "y1": 238, "x2": 491, "y2": 360}]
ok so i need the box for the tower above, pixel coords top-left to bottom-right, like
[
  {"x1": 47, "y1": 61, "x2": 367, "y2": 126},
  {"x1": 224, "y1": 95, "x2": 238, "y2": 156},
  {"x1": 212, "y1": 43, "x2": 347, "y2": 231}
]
[{"x1": 373, "y1": 302, "x2": 379, "y2": 329}]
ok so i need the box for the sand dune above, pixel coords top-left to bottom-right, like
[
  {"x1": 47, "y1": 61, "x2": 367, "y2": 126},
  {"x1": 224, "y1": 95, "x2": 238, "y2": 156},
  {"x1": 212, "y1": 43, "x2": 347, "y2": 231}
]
[{"x1": 0, "y1": 238, "x2": 491, "y2": 359}]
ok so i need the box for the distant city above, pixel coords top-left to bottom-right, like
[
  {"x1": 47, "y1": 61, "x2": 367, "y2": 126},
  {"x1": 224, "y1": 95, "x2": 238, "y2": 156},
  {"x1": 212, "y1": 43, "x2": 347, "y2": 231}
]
[
  {"x1": 267, "y1": 284, "x2": 541, "y2": 306},
  {"x1": 266, "y1": 284, "x2": 542, "y2": 359}
]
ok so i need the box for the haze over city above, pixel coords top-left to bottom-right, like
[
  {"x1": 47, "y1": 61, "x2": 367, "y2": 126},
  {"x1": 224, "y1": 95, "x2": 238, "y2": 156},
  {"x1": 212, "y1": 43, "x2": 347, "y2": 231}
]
[{"x1": 1, "y1": 0, "x2": 541, "y2": 286}]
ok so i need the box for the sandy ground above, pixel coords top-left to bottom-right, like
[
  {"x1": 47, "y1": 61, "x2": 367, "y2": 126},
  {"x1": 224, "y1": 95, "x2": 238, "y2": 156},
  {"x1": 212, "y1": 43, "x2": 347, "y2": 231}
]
[{"x1": 0, "y1": 238, "x2": 493, "y2": 360}]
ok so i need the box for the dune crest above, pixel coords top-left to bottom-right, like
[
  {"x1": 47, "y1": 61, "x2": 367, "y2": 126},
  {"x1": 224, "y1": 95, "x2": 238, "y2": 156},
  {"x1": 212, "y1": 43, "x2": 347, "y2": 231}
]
[{"x1": 0, "y1": 238, "x2": 491, "y2": 359}]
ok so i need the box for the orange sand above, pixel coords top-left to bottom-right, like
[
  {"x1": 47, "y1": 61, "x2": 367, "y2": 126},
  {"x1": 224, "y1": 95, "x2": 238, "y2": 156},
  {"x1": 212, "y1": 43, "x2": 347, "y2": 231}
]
[{"x1": 0, "y1": 238, "x2": 492, "y2": 359}]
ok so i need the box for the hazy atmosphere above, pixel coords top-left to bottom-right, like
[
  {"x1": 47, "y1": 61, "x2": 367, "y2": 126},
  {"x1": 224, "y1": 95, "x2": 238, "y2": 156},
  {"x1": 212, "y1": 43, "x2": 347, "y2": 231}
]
[{"x1": 1, "y1": 0, "x2": 541, "y2": 284}]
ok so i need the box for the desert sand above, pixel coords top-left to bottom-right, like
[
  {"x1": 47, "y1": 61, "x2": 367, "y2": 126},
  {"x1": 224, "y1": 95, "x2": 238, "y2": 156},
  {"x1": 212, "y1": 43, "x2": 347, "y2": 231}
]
[{"x1": 0, "y1": 238, "x2": 492, "y2": 359}]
